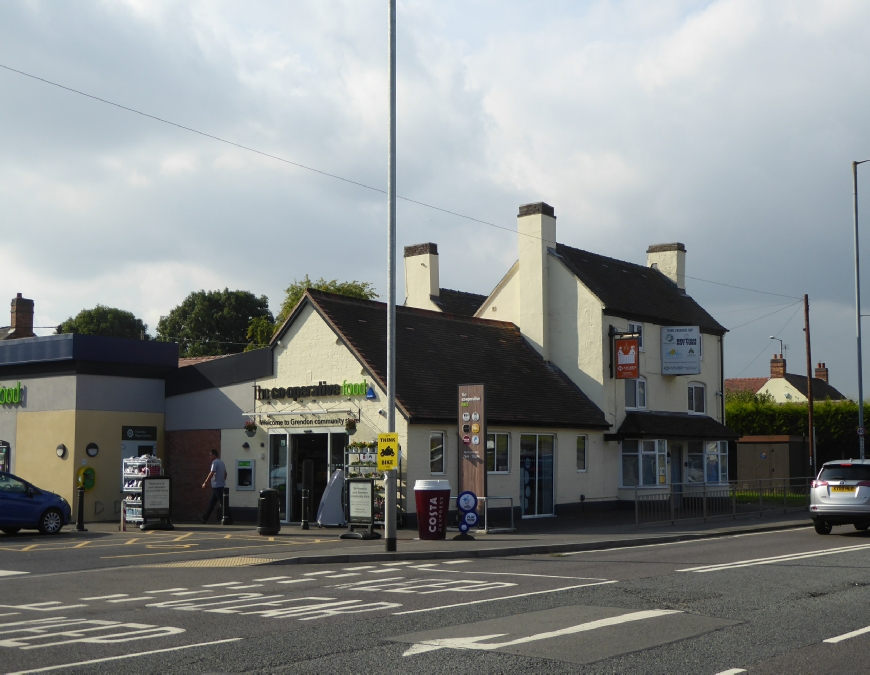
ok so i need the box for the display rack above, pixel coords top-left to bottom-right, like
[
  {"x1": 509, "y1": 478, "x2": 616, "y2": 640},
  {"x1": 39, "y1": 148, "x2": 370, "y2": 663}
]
[
  {"x1": 344, "y1": 441, "x2": 403, "y2": 526},
  {"x1": 122, "y1": 455, "x2": 162, "y2": 525}
]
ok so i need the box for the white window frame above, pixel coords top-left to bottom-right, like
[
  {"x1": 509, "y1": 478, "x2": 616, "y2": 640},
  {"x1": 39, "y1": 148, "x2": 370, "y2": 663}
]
[
  {"x1": 686, "y1": 440, "x2": 728, "y2": 484},
  {"x1": 628, "y1": 321, "x2": 644, "y2": 351},
  {"x1": 625, "y1": 377, "x2": 647, "y2": 410},
  {"x1": 429, "y1": 431, "x2": 446, "y2": 475},
  {"x1": 688, "y1": 382, "x2": 706, "y2": 415},
  {"x1": 576, "y1": 435, "x2": 588, "y2": 473},
  {"x1": 486, "y1": 432, "x2": 510, "y2": 474},
  {"x1": 621, "y1": 439, "x2": 667, "y2": 487}
]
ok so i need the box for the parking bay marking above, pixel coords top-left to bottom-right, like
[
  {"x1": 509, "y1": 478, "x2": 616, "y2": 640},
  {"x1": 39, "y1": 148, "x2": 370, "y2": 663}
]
[
  {"x1": 402, "y1": 609, "x2": 682, "y2": 656},
  {"x1": 0, "y1": 616, "x2": 186, "y2": 650},
  {"x1": 678, "y1": 542, "x2": 870, "y2": 573},
  {"x1": 5, "y1": 637, "x2": 243, "y2": 674},
  {"x1": 144, "y1": 593, "x2": 400, "y2": 620}
]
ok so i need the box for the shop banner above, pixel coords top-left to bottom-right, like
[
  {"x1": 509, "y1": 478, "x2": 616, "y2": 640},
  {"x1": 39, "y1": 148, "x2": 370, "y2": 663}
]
[
  {"x1": 661, "y1": 326, "x2": 701, "y2": 375},
  {"x1": 458, "y1": 383, "x2": 487, "y2": 498},
  {"x1": 142, "y1": 476, "x2": 171, "y2": 518},
  {"x1": 615, "y1": 338, "x2": 639, "y2": 379}
]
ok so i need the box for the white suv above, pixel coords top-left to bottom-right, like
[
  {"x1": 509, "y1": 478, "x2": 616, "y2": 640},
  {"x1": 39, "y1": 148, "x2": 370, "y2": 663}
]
[{"x1": 809, "y1": 460, "x2": 870, "y2": 534}]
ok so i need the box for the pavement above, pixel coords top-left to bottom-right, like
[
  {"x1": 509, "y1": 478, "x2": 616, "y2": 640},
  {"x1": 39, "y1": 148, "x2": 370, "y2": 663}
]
[{"x1": 0, "y1": 508, "x2": 812, "y2": 574}]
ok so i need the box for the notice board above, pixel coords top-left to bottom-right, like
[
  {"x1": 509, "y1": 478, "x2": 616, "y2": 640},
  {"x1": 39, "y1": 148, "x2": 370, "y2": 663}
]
[
  {"x1": 458, "y1": 383, "x2": 486, "y2": 498},
  {"x1": 142, "y1": 476, "x2": 171, "y2": 519}
]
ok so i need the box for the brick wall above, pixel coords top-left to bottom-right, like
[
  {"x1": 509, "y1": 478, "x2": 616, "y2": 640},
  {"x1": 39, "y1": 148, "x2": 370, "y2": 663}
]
[{"x1": 165, "y1": 429, "x2": 221, "y2": 521}]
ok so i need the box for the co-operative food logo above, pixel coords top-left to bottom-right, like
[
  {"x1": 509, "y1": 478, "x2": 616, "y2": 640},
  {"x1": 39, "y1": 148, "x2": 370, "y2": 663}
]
[
  {"x1": 0, "y1": 382, "x2": 23, "y2": 406},
  {"x1": 127, "y1": 429, "x2": 134, "y2": 439}
]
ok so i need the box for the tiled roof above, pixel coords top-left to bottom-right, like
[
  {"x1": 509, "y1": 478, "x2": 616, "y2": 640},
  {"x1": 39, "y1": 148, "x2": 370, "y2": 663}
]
[
  {"x1": 0, "y1": 327, "x2": 11, "y2": 340},
  {"x1": 724, "y1": 378, "x2": 768, "y2": 394},
  {"x1": 607, "y1": 411, "x2": 738, "y2": 440},
  {"x1": 782, "y1": 374, "x2": 847, "y2": 401},
  {"x1": 178, "y1": 355, "x2": 232, "y2": 368},
  {"x1": 431, "y1": 288, "x2": 487, "y2": 317},
  {"x1": 552, "y1": 244, "x2": 726, "y2": 334},
  {"x1": 299, "y1": 290, "x2": 610, "y2": 429}
]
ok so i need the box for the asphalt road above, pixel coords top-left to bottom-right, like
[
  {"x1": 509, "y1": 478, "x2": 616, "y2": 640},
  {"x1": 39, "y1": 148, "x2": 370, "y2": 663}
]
[{"x1": 2, "y1": 525, "x2": 870, "y2": 673}]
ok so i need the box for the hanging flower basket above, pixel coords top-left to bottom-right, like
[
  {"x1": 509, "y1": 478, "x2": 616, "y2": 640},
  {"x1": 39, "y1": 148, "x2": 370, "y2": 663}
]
[
  {"x1": 345, "y1": 418, "x2": 357, "y2": 435},
  {"x1": 244, "y1": 419, "x2": 257, "y2": 435}
]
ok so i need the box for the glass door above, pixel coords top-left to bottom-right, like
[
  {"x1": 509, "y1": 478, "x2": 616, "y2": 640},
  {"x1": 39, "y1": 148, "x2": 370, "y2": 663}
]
[
  {"x1": 269, "y1": 434, "x2": 289, "y2": 521},
  {"x1": 520, "y1": 434, "x2": 555, "y2": 517}
]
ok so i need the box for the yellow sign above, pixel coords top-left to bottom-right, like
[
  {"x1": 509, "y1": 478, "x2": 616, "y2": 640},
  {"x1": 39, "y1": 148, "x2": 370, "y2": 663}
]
[{"x1": 378, "y1": 433, "x2": 398, "y2": 471}]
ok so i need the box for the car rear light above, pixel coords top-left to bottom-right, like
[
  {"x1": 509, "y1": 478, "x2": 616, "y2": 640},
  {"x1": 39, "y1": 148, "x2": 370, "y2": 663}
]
[
  {"x1": 812, "y1": 480, "x2": 828, "y2": 488},
  {"x1": 858, "y1": 481, "x2": 870, "y2": 487}
]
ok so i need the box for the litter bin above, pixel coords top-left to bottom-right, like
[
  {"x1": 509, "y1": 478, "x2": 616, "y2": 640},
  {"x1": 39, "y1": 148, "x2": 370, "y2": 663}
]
[{"x1": 257, "y1": 488, "x2": 281, "y2": 536}]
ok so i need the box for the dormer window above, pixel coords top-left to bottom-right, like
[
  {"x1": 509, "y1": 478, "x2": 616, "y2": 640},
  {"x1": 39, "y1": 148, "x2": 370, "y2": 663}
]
[{"x1": 625, "y1": 377, "x2": 647, "y2": 410}]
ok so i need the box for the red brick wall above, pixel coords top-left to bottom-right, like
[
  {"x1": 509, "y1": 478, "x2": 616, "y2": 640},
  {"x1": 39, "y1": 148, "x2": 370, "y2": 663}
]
[{"x1": 165, "y1": 430, "x2": 221, "y2": 521}]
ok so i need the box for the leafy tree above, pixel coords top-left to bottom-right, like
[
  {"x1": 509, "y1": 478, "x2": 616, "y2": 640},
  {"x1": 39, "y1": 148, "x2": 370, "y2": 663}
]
[
  {"x1": 57, "y1": 305, "x2": 149, "y2": 340},
  {"x1": 157, "y1": 289, "x2": 272, "y2": 357},
  {"x1": 244, "y1": 276, "x2": 378, "y2": 351}
]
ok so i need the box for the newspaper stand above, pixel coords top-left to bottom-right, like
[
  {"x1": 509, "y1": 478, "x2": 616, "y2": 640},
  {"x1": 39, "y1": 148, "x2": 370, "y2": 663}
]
[
  {"x1": 140, "y1": 475, "x2": 174, "y2": 531},
  {"x1": 340, "y1": 478, "x2": 381, "y2": 540}
]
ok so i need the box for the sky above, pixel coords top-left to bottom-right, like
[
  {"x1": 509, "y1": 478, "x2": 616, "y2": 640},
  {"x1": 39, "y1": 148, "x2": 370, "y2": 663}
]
[{"x1": 1, "y1": 1, "x2": 870, "y2": 396}]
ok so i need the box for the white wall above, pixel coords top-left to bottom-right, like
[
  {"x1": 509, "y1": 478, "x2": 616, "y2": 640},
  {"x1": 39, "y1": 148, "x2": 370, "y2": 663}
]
[
  {"x1": 166, "y1": 382, "x2": 252, "y2": 431},
  {"x1": 77, "y1": 375, "x2": 165, "y2": 413}
]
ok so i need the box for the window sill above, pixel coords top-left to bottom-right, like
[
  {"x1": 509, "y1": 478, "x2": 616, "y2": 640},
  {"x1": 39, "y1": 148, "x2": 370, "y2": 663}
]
[
  {"x1": 577, "y1": 469, "x2": 588, "y2": 474},
  {"x1": 487, "y1": 471, "x2": 510, "y2": 475}
]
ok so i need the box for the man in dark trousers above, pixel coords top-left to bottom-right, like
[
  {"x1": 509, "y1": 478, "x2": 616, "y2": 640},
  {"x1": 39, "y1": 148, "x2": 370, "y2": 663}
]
[{"x1": 200, "y1": 448, "x2": 227, "y2": 523}]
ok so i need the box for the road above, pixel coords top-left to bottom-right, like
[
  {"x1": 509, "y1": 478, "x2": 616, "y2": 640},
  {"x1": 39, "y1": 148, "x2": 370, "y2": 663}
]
[{"x1": 2, "y1": 525, "x2": 870, "y2": 673}]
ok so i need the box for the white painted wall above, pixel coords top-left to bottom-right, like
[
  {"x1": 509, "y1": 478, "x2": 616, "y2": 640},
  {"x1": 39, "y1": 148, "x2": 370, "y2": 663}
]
[
  {"x1": 758, "y1": 378, "x2": 806, "y2": 403},
  {"x1": 76, "y1": 375, "x2": 165, "y2": 413},
  {"x1": 165, "y1": 382, "x2": 252, "y2": 431},
  {"x1": 404, "y1": 249, "x2": 441, "y2": 311}
]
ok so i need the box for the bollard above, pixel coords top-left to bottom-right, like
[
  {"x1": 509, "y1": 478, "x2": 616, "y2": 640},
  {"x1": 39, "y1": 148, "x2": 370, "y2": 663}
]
[
  {"x1": 301, "y1": 489, "x2": 310, "y2": 530},
  {"x1": 221, "y1": 487, "x2": 233, "y2": 525},
  {"x1": 75, "y1": 486, "x2": 87, "y2": 532}
]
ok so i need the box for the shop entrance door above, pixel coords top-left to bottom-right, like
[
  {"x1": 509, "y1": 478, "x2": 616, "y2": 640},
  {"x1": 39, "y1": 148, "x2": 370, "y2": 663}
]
[
  {"x1": 519, "y1": 434, "x2": 554, "y2": 517},
  {"x1": 289, "y1": 433, "x2": 329, "y2": 523},
  {"x1": 269, "y1": 434, "x2": 289, "y2": 520}
]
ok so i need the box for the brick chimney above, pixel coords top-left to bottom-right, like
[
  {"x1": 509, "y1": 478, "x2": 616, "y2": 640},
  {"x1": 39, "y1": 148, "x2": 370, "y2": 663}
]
[
  {"x1": 814, "y1": 362, "x2": 829, "y2": 383},
  {"x1": 7, "y1": 293, "x2": 35, "y2": 340},
  {"x1": 647, "y1": 243, "x2": 686, "y2": 290},
  {"x1": 403, "y1": 243, "x2": 440, "y2": 311},
  {"x1": 770, "y1": 354, "x2": 786, "y2": 379}
]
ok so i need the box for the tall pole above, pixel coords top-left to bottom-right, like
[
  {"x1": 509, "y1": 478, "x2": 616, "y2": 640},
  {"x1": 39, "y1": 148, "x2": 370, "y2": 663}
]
[
  {"x1": 804, "y1": 294, "x2": 815, "y2": 474},
  {"x1": 854, "y1": 161, "x2": 868, "y2": 459},
  {"x1": 385, "y1": 0, "x2": 398, "y2": 552}
]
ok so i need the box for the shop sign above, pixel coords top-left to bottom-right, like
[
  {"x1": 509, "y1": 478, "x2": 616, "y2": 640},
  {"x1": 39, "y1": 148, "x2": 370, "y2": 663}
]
[
  {"x1": 142, "y1": 476, "x2": 171, "y2": 518},
  {"x1": 661, "y1": 326, "x2": 701, "y2": 375},
  {"x1": 0, "y1": 382, "x2": 23, "y2": 406},
  {"x1": 122, "y1": 426, "x2": 157, "y2": 441},
  {"x1": 255, "y1": 379, "x2": 371, "y2": 401},
  {"x1": 615, "y1": 339, "x2": 639, "y2": 379},
  {"x1": 458, "y1": 384, "x2": 487, "y2": 499},
  {"x1": 378, "y1": 433, "x2": 398, "y2": 471},
  {"x1": 256, "y1": 415, "x2": 357, "y2": 428}
]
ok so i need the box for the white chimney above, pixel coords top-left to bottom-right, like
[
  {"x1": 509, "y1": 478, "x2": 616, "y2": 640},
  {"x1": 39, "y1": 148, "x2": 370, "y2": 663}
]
[
  {"x1": 647, "y1": 243, "x2": 686, "y2": 290},
  {"x1": 403, "y1": 243, "x2": 440, "y2": 310},
  {"x1": 518, "y1": 202, "x2": 557, "y2": 360}
]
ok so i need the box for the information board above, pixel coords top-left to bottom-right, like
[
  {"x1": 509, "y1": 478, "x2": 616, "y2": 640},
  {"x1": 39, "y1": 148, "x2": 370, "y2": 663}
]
[
  {"x1": 347, "y1": 479, "x2": 374, "y2": 525},
  {"x1": 661, "y1": 326, "x2": 701, "y2": 375},
  {"x1": 142, "y1": 476, "x2": 171, "y2": 518},
  {"x1": 458, "y1": 383, "x2": 487, "y2": 499}
]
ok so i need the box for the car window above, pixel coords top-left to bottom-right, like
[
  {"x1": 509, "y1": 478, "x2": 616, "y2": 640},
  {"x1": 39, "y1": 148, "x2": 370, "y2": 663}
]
[
  {"x1": 819, "y1": 465, "x2": 870, "y2": 481},
  {"x1": 0, "y1": 474, "x2": 27, "y2": 493}
]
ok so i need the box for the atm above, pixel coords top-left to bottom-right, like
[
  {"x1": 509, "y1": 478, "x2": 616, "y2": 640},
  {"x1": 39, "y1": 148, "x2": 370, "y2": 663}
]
[{"x1": 236, "y1": 459, "x2": 255, "y2": 491}]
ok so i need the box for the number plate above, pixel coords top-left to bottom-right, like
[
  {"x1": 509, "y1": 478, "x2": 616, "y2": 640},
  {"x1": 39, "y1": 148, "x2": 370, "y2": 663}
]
[{"x1": 831, "y1": 486, "x2": 857, "y2": 493}]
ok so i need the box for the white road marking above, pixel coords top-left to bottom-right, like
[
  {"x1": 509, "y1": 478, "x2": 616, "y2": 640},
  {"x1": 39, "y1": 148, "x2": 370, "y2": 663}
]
[
  {"x1": 80, "y1": 594, "x2": 127, "y2": 600},
  {"x1": 5, "y1": 637, "x2": 243, "y2": 674},
  {"x1": 343, "y1": 566, "x2": 376, "y2": 570},
  {"x1": 0, "y1": 570, "x2": 29, "y2": 577},
  {"x1": 145, "y1": 588, "x2": 188, "y2": 594},
  {"x1": 0, "y1": 612, "x2": 21, "y2": 617},
  {"x1": 382, "y1": 562, "x2": 413, "y2": 566},
  {"x1": 714, "y1": 669, "x2": 747, "y2": 674},
  {"x1": 253, "y1": 576, "x2": 292, "y2": 581},
  {"x1": 678, "y1": 543, "x2": 870, "y2": 573},
  {"x1": 335, "y1": 578, "x2": 516, "y2": 594},
  {"x1": 170, "y1": 590, "x2": 212, "y2": 596},
  {"x1": 429, "y1": 570, "x2": 609, "y2": 580},
  {"x1": 277, "y1": 579, "x2": 313, "y2": 585},
  {"x1": 107, "y1": 597, "x2": 156, "y2": 603},
  {"x1": 393, "y1": 581, "x2": 618, "y2": 615},
  {"x1": 325, "y1": 577, "x2": 405, "y2": 588},
  {"x1": 824, "y1": 625, "x2": 870, "y2": 643},
  {"x1": 303, "y1": 571, "x2": 335, "y2": 576},
  {"x1": 202, "y1": 582, "x2": 242, "y2": 587},
  {"x1": 563, "y1": 539, "x2": 695, "y2": 555},
  {"x1": 370, "y1": 568, "x2": 401, "y2": 574},
  {"x1": 402, "y1": 609, "x2": 681, "y2": 656},
  {"x1": 0, "y1": 616, "x2": 186, "y2": 649},
  {"x1": 325, "y1": 573, "x2": 359, "y2": 579},
  {"x1": 0, "y1": 602, "x2": 87, "y2": 612},
  {"x1": 441, "y1": 560, "x2": 471, "y2": 564},
  {"x1": 226, "y1": 584, "x2": 262, "y2": 589}
]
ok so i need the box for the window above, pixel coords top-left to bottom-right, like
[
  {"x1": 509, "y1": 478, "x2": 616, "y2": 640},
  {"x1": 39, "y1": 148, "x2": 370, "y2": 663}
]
[
  {"x1": 687, "y1": 440, "x2": 728, "y2": 483},
  {"x1": 625, "y1": 377, "x2": 647, "y2": 409},
  {"x1": 628, "y1": 322, "x2": 644, "y2": 350},
  {"x1": 486, "y1": 433, "x2": 510, "y2": 473},
  {"x1": 576, "y1": 436, "x2": 588, "y2": 472},
  {"x1": 429, "y1": 432, "x2": 445, "y2": 474},
  {"x1": 0, "y1": 473, "x2": 26, "y2": 493},
  {"x1": 688, "y1": 383, "x2": 706, "y2": 414},
  {"x1": 621, "y1": 439, "x2": 666, "y2": 487}
]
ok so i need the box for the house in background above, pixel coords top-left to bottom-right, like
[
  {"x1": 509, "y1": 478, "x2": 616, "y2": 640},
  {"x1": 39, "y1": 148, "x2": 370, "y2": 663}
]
[{"x1": 725, "y1": 355, "x2": 847, "y2": 403}]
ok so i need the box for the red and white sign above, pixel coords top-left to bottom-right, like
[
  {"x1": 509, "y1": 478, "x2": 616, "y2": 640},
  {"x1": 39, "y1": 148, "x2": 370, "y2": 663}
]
[{"x1": 615, "y1": 338, "x2": 639, "y2": 379}]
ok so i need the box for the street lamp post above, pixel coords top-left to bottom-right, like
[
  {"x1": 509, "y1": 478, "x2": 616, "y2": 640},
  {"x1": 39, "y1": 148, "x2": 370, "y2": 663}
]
[
  {"x1": 854, "y1": 160, "x2": 869, "y2": 460},
  {"x1": 769, "y1": 336, "x2": 784, "y2": 358}
]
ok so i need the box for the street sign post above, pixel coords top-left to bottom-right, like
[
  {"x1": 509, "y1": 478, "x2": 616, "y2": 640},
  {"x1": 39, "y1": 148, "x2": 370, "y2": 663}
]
[{"x1": 458, "y1": 384, "x2": 486, "y2": 500}]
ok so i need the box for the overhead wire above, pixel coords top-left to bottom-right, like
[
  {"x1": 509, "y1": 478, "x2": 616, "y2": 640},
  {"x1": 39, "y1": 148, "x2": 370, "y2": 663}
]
[
  {"x1": 734, "y1": 303, "x2": 803, "y2": 377},
  {"x1": 727, "y1": 300, "x2": 803, "y2": 331}
]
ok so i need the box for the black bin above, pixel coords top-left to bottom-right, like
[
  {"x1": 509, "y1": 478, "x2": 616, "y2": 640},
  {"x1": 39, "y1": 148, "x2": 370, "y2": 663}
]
[{"x1": 257, "y1": 488, "x2": 281, "y2": 536}]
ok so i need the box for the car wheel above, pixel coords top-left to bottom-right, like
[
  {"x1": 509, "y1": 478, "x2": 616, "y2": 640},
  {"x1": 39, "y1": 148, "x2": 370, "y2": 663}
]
[
  {"x1": 855, "y1": 524, "x2": 869, "y2": 531},
  {"x1": 38, "y1": 509, "x2": 63, "y2": 535},
  {"x1": 1, "y1": 527, "x2": 21, "y2": 535},
  {"x1": 814, "y1": 520, "x2": 832, "y2": 535}
]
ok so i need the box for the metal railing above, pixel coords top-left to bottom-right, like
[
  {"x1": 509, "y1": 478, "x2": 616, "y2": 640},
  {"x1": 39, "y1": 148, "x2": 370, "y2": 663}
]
[
  {"x1": 449, "y1": 495, "x2": 515, "y2": 533},
  {"x1": 634, "y1": 477, "x2": 812, "y2": 526}
]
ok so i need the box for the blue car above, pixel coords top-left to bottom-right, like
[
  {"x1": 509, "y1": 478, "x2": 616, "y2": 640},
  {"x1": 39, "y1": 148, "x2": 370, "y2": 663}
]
[{"x1": 0, "y1": 471, "x2": 72, "y2": 535}]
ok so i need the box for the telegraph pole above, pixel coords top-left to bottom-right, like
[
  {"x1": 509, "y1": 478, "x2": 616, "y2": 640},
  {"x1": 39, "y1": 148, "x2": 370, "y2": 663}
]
[
  {"x1": 385, "y1": 0, "x2": 397, "y2": 552},
  {"x1": 854, "y1": 161, "x2": 869, "y2": 459}
]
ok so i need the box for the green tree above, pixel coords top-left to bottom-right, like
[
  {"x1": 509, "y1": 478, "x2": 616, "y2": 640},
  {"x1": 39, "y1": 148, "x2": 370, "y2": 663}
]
[
  {"x1": 57, "y1": 305, "x2": 149, "y2": 340},
  {"x1": 157, "y1": 289, "x2": 272, "y2": 357},
  {"x1": 244, "y1": 276, "x2": 378, "y2": 350}
]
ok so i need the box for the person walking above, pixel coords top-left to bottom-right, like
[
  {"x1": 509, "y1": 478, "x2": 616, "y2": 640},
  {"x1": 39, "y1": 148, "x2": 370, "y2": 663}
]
[{"x1": 200, "y1": 448, "x2": 227, "y2": 524}]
